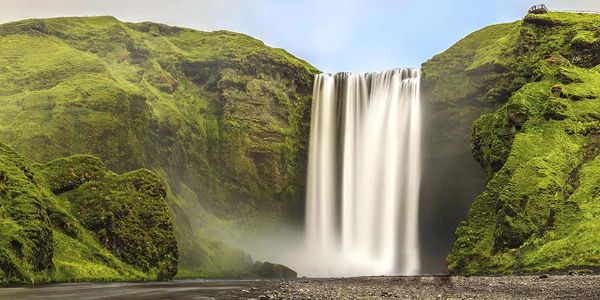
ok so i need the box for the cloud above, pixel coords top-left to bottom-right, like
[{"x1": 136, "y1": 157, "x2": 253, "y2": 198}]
[{"x1": 1, "y1": 0, "x2": 600, "y2": 71}]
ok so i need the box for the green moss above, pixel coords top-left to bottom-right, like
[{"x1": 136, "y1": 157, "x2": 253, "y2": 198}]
[
  {"x1": 0, "y1": 144, "x2": 53, "y2": 283},
  {"x1": 438, "y1": 12, "x2": 600, "y2": 275},
  {"x1": 422, "y1": 21, "x2": 522, "y2": 106},
  {"x1": 39, "y1": 155, "x2": 108, "y2": 194},
  {"x1": 0, "y1": 142, "x2": 177, "y2": 283},
  {"x1": 543, "y1": 97, "x2": 572, "y2": 120},
  {"x1": 0, "y1": 16, "x2": 318, "y2": 277},
  {"x1": 51, "y1": 231, "x2": 148, "y2": 282},
  {"x1": 62, "y1": 169, "x2": 178, "y2": 280}
]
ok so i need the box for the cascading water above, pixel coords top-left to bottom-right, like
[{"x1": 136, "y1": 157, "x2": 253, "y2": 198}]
[{"x1": 304, "y1": 68, "x2": 421, "y2": 277}]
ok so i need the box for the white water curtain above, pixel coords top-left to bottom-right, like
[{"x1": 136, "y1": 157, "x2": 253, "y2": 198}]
[{"x1": 305, "y1": 69, "x2": 421, "y2": 277}]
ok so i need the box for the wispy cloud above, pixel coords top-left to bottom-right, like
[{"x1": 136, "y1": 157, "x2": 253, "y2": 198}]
[{"x1": 0, "y1": 0, "x2": 599, "y2": 71}]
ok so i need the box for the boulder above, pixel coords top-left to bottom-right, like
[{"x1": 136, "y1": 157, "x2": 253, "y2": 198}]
[{"x1": 252, "y1": 261, "x2": 297, "y2": 279}]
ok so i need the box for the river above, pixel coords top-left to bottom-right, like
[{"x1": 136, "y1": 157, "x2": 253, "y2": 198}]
[{"x1": 0, "y1": 279, "x2": 272, "y2": 300}]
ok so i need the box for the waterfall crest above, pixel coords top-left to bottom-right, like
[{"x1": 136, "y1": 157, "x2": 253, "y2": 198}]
[{"x1": 305, "y1": 68, "x2": 421, "y2": 277}]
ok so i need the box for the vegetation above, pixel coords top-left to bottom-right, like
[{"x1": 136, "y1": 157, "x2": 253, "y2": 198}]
[
  {"x1": 4, "y1": 10, "x2": 599, "y2": 280},
  {"x1": 0, "y1": 16, "x2": 317, "y2": 278},
  {"x1": 0, "y1": 143, "x2": 177, "y2": 283},
  {"x1": 251, "y1": 261, "x2": 297, "y2": 279},
  {"x1": 423, "y1": 12, "x2": 600, "y2": 275}
]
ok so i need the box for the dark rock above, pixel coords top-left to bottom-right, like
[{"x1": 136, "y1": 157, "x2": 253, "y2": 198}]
[
  {"x1": 507, "y1": 101, "x2": 530, "y2": 130},
  {"x1": 551, "y1": 84, "x2": 563, "y2": 97},
  {"x1": 252, "y1": 261, "x2": 297, "y2": 279},
  {"x1": 381, "y1": 291, "x2": 394, "y2": 297}
]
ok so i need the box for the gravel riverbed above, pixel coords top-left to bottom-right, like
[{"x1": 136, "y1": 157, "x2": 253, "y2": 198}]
[{"x1": 225, "y1": 274, "x2": 600, "y2": 299}]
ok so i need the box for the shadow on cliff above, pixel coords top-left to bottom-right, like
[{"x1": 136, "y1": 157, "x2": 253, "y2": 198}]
[{"x1": 418, "y1": 88, "x2": 486, "y2": 274}]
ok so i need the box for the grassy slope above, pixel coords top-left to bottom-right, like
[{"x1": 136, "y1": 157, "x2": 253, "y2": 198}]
[
  {"x1": 0, "y1": 144, "x2": 177, "y2": 283},
  {"x1": 421, "y1": 21, "x2": 524, "y2": 157},
  {"x1": 0, "y1": 16, "x2": 317, "y2": 277},
  {"x1": 424, "y1": 12, "x2": 600, "y2": 275}
]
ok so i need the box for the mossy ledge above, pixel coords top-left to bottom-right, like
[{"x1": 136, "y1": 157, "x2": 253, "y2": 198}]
[
  {"x1": 423, "y1": 12, "x2": 600, "y2": 275},
  {"x1": 0, "y1": 143, "x2": 178, "y2": 284},
  {"x1": 0, "y1": 16, "x2": 317, "y2": 277}
]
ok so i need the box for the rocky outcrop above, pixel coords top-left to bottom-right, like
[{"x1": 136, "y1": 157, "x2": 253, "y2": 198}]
[
  {"x1": 252, "y1": 261, "x2": 297, "y2": 279},
  {"x1": 0, "y1": 144, "x2": 177, "y2": 283}
]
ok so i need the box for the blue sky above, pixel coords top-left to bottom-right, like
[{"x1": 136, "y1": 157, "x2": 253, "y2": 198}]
[{"x1": 1, "y1": 0, "x2": 599, "y2": 72}]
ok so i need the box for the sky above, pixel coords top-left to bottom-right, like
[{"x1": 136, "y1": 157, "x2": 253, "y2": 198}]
[{"x1": 1, "y1": 0, "x2": 599, "y2": 72}]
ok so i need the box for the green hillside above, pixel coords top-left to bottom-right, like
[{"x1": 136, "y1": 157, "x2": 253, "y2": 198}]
[
  {"x1": 422, "y1": 12, "x2": 600, "y2": 275},
  {"x1": 0, "y1": 16, "x2": 317, "y2": 278}
]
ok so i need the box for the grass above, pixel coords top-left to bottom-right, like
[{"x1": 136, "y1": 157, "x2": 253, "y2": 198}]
[
  {"x1": 0, "y1": 143, "x2": 177, "y2": 283},
  {"x1": 426, "y1": 12, "x2": 600, "y2": 275},
  {"x1": 51, "y1": 231, "x2": 148, "y2": 282},
  {"x1": 0, "y1": 15, "x2": 318, "y2": 279}
]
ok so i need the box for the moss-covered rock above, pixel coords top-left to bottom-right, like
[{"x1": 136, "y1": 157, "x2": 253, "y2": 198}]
[
  {"x1": 0, "y1": 143, "x2": 177, "y2": 283},
  {"x1": 60, "y1": 168, "x2": 178, "y2": 280},
  {"x1": 251, "y1": 261, "x2": 297, "y2": 279},
  {"x1": 424, "y1": 12, "x2": 600, "y2": 275},
  {"x1": 0, "y1": 16, "x2": 317, "y2": 277},
  {"x1": 0, "y1": 145, "x2": 53, "y2": 283},
  {"x1": 40, "y1": 155, "x2": 108, "y2": 194}
]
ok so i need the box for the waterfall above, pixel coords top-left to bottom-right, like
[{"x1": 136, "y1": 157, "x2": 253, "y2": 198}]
[{"x1": 304, "y1": 68, "x2": 421, "y2": 277}]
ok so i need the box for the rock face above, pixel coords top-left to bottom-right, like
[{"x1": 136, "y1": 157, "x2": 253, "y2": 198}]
[
  {"x1": 424, "y1": 12, "x2": 600, "y2": 275},
  {"x1": 419, "y1": 22, "x2": 523, "y2": 273},
  {"x1": 0, "y1": 16, "x2": 317, "y2": 276},
  {"x1": 0, "y1": 143, "x2": 177, "y2": 283}
]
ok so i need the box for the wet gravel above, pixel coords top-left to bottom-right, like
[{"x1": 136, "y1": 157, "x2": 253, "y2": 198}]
[{"x1": 225, "y1": 274, "x2": 600, "y2": 299}]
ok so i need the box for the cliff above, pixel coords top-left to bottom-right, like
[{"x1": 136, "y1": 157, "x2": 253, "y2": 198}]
[
  {"x1": 422, "y1": 12, "x2": 600, "y2": 275},
  {"x1": 3, "y1": 11, "x2": 600, "y2": 280},
  {"x1": 0, "y1": 16, "x2": 317, "y2": 277}
]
